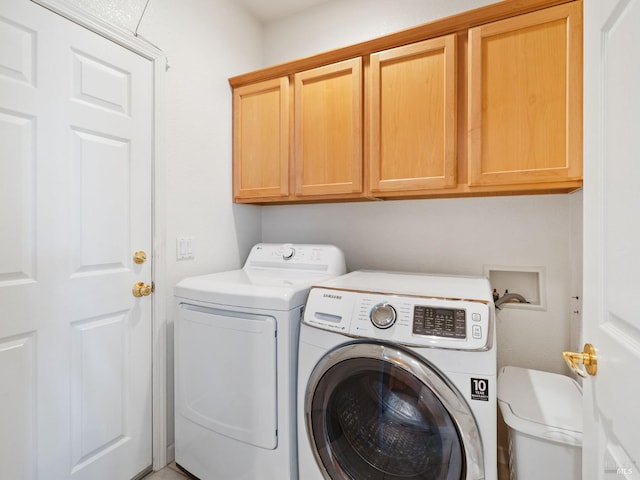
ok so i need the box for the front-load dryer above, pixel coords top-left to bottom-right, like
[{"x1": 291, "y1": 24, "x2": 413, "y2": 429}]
[
  {"x1": 298, "y1": 270, "x2": 497, "y2": 480},
  {"x1": 174, "y1": 243, "x2": 346, "y2": 480}
]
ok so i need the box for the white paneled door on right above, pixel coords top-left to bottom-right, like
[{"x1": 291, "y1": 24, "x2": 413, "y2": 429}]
[
  {"x1": 583, "y1": 0, "x2": 640, "y2": 478},
  {"x1": 0, "y1": 1, "x2": 153, "y2": 479}
]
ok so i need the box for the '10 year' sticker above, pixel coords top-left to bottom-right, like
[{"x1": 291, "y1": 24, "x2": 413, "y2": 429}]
[{"x1": 471, "y1": 378, "x2": 489, "y2": 401}]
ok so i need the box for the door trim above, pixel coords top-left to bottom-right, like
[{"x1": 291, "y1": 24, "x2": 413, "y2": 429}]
[{"x1": 30, "y1": 0, "x2": 169, "y2": 471}]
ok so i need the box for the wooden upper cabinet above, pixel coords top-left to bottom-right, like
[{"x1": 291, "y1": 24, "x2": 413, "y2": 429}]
[
  {"x1": 370, "y1": 34, "x2": 457, "y2": 194},
  {"x1": 293, "y1": 58, "x2": 363, "y2": 197},
  {"x1": 233, "y1": 77, "x2": 289, "y2": 201},
  {"x1": 468, "y1": 2, "x2": 583, "y2": 187},
  {"x1": 230, "y1": 0, "x2": 583, "y2": 204}
]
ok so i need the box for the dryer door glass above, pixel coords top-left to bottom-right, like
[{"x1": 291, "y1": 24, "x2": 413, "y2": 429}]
[{"x1": 306, "y1": 344, "x2": 480, "y2": 480}]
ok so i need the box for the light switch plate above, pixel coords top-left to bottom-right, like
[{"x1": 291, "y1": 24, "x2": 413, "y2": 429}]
[{"x1": 176, "y1": 237, "x2": 194, "y2": 260}]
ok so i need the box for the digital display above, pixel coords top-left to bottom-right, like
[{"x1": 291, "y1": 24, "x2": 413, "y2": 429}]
[{"x1": 412, "y1": 306, "x2": 466, "y2": 339}]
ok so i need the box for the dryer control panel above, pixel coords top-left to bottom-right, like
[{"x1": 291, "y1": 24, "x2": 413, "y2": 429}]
[
  {"x1": 304, "y1": 287, "x2": 492, "y2": 351},
  {"x1": 243, "y1": 243, "x2": 346, "y2": 274}
]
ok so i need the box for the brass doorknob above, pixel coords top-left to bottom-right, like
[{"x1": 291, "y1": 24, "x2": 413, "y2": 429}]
[
  {"x1": 133, "y1": 251, "x2": 147, "y2": 264},
  {"x1": 132, "y1": 281, "x2": 152, "y2": 297},
  {"x1": 562, "y1": 343, "x2": 597, "y2": 377}
]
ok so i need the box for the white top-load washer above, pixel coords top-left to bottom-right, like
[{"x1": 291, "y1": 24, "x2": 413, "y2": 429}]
[
  {"x1": 298, "y1": 270, "x2": 497, "y2": 480},
  {"x1": 174, "y1": 243, "x2": 346, "y2": 480}
]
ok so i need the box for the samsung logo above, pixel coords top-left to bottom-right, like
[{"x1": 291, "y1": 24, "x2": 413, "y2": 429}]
[{"x1": 323, "y1": 293, "x2": 342, "y2": 300}]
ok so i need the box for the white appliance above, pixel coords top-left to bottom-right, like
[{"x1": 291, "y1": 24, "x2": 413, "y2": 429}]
[
  {"x1": 298, "y1": 270, "x2": 497, "y2": 480},
  {"x1": 174, "y1": 243, "x2": 346, "y2": 480}
]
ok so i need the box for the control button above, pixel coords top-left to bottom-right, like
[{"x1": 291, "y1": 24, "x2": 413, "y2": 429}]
[
  {"x1": 472, "y1": 313, "x2": 481, "y2": 322},
  {"x1": 472, "y1": 325, "x2": 482, "y2": 339},
  {"x1": 282, "y1": 246, "x2": 295, "y2": 260},
  {"x1": 370, "y1": 303, "x2": 397, "y2": 329}
]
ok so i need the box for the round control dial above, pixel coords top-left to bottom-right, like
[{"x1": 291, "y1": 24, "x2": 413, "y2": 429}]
[
  {"x1": 282, "y1": 246, "x2": 295, "y2": 260},
  {"x1": 370, "y1": 303, "x2": 397, "y2": 329}
]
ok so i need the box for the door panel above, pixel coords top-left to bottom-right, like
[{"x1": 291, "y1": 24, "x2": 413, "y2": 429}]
[
  {"x1": 71, "y1": 49, "x2": 132, "y2": 115},
  {"x1": 0, "y1": 111, "x2": 35, "y2": 284},
  {"x1": 233, "y1": 77, "x2": 290, "y2": 200},
  {"x1": 0, "y1": 1, "x2": 153, "y2": 479},
  {"x1": 370, "y1": 35, "x2": 457, "y2": 193},
  {"x1": 0, "y1": 334, "x2": 35, "y2": 480},
  {"x1": 468, "y1": 2, "x2": 582, "y2": 186},
  {"x1": 583, "y1": 0, "x2": 640, "y2": 478},
  {"x1": 0, "y1": 15, "x2": 36, "y2": 86},
  {"x1": 294, "y1": 58, "x2": 363, "y2": 197},
  {"x1": 70, "y1": 130, "x2": 131, "y2": 272},
  {"x1": 70, "y1": 313, "x2": 128, "y2": 465}
]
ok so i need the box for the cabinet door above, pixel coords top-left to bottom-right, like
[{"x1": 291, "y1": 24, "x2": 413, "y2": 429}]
[
  {"x1": 370, "y1": 34, "x2": 457, "y2": 193},
  {"x1": 233, "y1": 77, "x2": 289, "y2": 201},
  {"x1": 468, "y1": 2, "x2": 582, "y2": 186},
  {"x1": 294, "y1": 58, "x2": 363, "y2": 197}
]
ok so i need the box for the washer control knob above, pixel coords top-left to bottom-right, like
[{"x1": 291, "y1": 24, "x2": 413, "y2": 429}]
[
  {"x1": 282, "y1": 246, "x2": 295, "y2": 260},
  {"x1": 370, "y1": 303, "x2": 397, "y2": 329}
]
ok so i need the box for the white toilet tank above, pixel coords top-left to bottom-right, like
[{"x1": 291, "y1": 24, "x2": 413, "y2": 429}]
[{"x1": 498, "y1": 366, "x2": 582, "y2": 480}]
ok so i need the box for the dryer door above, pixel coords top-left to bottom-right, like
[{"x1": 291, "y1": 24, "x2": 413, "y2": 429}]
[
  {"x1": 176, "y1": 304, "x2": 277, "y2": 449},
  {"x1": 304, "y1": 342, "x2": 483, "y2": 480}
]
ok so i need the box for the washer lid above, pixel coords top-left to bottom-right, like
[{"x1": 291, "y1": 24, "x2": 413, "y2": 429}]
[
  {"x1": 498, "y1": 366, "x2": 582, "y2": 445},
  {"x1": 175, "y1": 269, "x2": 337, "y2": 311},
  {"x1": 315, "y1": 270, "x2": 493, "y2": 303}
]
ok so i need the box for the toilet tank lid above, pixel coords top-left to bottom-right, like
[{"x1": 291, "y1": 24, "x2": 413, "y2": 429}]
[{"x1": 498, "y1": 366, "x2": 583, "y2": 442}]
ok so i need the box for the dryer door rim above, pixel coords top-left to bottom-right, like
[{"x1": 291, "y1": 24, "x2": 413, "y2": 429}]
[{"x1": 304, "y1": 341, "x2": 484, "y2": 480}]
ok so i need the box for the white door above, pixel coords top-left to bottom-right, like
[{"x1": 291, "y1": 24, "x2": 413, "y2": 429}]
[
  {"x1": 0, "y1": 1, "x2": 153, "y2": 479},
  {"x1": 583, "y1": 0, "x2": 640, "y2": 478}
]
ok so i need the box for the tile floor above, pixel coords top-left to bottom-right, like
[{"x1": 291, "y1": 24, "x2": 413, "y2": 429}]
[{"x1": 143, "y1": 462, "x2": 189, "y2": 480}]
